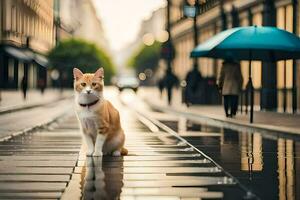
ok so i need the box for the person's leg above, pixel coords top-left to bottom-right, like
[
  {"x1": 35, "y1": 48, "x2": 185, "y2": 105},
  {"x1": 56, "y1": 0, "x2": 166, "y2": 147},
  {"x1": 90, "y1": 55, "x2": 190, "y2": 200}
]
[
  {"x1": 228, "y1": 95, "x2": 234, "y2": 117},
  {"x1": 223, "y1": 95, "x2": 229, "y2": 117},
  {"x1": 24, "y1": 88, "x2": 27, "y2": 100},
  {"x1": 167, "y1": 87, "x2": 172, "y2": 105},
  {"x1": 22, "y1": 89, "x2": 26, "y2": 100},
  {"x1": 232, "y1": 95, "x2": 239, "y2": 116}
]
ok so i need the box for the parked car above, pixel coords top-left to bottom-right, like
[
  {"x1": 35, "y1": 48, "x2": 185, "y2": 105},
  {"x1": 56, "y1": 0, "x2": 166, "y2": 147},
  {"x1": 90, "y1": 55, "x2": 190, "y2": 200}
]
[{"x1": 116, "y1": 75, "x2": 139, "y2": 92}]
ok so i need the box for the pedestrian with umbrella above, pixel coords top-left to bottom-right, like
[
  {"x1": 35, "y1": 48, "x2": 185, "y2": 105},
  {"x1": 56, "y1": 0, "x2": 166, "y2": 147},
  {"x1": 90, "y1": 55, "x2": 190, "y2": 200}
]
[
  {"x1": 218, "y1": 57, "x2": 243, "y2": 117},
  {"x1": 191, "y1": 25, "x2": 300, "y2": 123}
]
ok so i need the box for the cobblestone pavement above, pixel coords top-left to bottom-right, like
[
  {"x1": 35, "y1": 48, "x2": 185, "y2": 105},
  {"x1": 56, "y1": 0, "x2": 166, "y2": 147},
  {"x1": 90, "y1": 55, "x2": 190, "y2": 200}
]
[{"x1": 0, "y1": 89, "x2": 256, "y2": 199}]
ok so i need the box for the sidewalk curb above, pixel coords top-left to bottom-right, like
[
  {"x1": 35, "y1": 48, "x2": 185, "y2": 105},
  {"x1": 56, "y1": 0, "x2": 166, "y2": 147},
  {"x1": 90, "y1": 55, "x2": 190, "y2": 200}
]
[
  {"x1": 0, "y1": 96, "x2": 72, "y2": 115},
  {"x1": 146, "y1": 100, "x2": 300, "y2": 137},
  {"x1": 0, "y1": 105, "x2": 72, "y2": 143}
]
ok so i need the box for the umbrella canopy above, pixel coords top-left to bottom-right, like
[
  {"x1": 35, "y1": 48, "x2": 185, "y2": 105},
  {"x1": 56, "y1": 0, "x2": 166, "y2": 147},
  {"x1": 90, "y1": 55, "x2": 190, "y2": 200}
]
[
  {"x1": 191, "y1": 26, "x2": 300, "y2": 61},
  {"x1": 190, "y1": 26, "x2": 300, "y2": 123}
]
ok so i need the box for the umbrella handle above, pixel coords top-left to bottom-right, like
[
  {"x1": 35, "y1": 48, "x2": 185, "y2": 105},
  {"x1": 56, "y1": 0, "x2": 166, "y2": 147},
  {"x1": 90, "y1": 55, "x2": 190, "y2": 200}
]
[
  {"x1": 248, "y1": 51, "x2": 254, "y2": 123},
  {"x1": 249, "y1": 78, "x2": 254, "y2": 123}
]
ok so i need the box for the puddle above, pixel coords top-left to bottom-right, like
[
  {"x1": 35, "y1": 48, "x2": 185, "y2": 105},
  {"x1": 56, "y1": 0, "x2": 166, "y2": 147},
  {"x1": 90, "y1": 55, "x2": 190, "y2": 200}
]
[{"x1": 160, "y1": 117, "x2": 300, "y2": 200}]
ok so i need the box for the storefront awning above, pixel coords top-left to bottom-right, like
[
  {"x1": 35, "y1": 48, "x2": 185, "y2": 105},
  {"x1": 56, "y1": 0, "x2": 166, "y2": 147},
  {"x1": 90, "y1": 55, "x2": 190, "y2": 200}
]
[
  {"x1": 34, "y1": 54, "x2": 48, "y2": 67},
  {"x1": 3, "y1": 46, "x2": 49, "y2": 67},
  {"x1": 4, "y1": 46, "x2": 34, "y2": 62}
]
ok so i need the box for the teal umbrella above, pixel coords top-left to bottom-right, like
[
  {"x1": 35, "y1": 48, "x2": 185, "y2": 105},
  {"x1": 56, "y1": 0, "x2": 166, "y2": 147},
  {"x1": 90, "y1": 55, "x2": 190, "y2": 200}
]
[{"x1": 191, "y1": 26, "x2": 300, "y2": 123}]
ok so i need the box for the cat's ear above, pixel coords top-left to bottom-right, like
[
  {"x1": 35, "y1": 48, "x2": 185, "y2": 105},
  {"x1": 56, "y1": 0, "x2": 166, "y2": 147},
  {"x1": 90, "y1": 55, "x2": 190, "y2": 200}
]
[
  {"x1": 73, "y1": 68, "x2": 83, "y2": 81},
  {"x1": 94, "y1": 67, "x2": 104, "y2": 79}
]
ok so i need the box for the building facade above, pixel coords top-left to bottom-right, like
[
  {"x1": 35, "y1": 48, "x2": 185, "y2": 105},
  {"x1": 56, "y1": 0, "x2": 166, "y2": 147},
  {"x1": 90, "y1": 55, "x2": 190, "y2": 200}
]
[
  {"x1": 170, "y1": 0, "x2": 299, "y2": 113},
  {"x1": 57, "y1": 0, "x2": 110, "y2": 51},
  {"x1": 0, "y1": 0, "x2": 54, "y2": 89},
  {"x1": 117, "y1": 7, "x2": 167, "y2": 82}
]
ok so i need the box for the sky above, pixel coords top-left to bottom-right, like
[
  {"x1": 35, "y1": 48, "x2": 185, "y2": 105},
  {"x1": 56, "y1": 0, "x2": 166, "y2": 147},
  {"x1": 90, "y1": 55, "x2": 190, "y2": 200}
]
[{"x1": 92, "y1": 0, "x2": 166, "y2": 51}]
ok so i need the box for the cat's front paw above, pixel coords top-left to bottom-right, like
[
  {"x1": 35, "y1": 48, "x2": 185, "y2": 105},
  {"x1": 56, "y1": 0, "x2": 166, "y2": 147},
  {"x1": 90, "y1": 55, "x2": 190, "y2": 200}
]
[{"x1": 92, "y1": 151, "x2": 103, "y2": 157}]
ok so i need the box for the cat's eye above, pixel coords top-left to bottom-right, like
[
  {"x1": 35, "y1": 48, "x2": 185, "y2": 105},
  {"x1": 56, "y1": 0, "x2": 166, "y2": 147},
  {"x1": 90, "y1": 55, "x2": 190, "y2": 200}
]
[
  {"x1": 81, "y1": 82, "x2": 86, "y2": 87},
  {"x1": 92, "y1": 82, "x2": 97, "y2": 87}
]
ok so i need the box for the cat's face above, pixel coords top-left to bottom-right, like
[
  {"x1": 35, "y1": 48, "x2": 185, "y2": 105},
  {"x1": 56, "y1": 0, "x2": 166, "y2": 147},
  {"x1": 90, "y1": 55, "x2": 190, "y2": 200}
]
[{"x1": 73, "y1": 68, "x2": 104, "y2": 104}]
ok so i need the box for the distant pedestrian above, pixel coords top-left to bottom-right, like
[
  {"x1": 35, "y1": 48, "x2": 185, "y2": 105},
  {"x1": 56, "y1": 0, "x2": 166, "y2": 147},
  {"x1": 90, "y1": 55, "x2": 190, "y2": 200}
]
[
  {"x1": 21, "y1": 76, "x2": 28, "y2": 100},
  {"x1": 38, "y1": 79, "x2": 46, "y2": 95},
  {"x1": 158, "y1": 78, "x2": 164, "y2": 98},
  {"x1": 218, "y1": 59, "x2": 243, "y2": 117},
  {"x1": 184, "y1": 67, "x2": 203, "y2": 106},
  {"x1": 163, "y1": 68, "x2": 179, "y2": 105}
]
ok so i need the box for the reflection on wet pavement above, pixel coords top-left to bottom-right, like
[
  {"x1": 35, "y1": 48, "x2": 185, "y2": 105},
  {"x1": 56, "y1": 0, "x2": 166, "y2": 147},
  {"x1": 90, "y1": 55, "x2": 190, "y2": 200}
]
[
  {"x1": 81, "y1": 157, "x2": 123, "y2": 200},
  {"x1": 160, "y1": 115, "x2": 300, "y2": 200},
  {"x1": 61, "y1": 92, "x2": 252, "y2": 200}
]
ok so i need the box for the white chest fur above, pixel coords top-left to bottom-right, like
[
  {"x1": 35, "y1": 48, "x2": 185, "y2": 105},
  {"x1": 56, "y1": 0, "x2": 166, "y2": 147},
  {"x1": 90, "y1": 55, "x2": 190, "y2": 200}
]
[{"x1": 77, "y1": 108, "x2": 100, "y2": 136}]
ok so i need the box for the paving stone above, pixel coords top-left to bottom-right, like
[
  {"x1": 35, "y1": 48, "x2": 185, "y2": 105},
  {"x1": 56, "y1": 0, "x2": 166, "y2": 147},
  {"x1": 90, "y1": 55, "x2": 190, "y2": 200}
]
[
  {"x1": 122, "y1": 167, "x2": 221, "y2": 174},
  {"x1": 0, "y1": 160, "x2": 76, "y2": 167},
  {"x1": 120, "y1": 192, "x2": 224, "y2": 199},
  {"x1": 122, "y1": 178, "x2": 234, "y2": 187},
  {"x1": 123, "y1": 174, "x2": 226, "y2": 180},
  {"x1": 0, "y1": 182, "x2": 67, "y2": 192},
  {"x1": 0, "y1": 167, "x2": 73, "y2": 175},
  {"x1": 121, "y1": 187, "x2": 218, "y2": 197},
  {"x1": 0, "y1": 192, "x2": 62, "y2": 199},
  {"x1": 0, "y1": 174, "x2": 70, "y2": 182}
]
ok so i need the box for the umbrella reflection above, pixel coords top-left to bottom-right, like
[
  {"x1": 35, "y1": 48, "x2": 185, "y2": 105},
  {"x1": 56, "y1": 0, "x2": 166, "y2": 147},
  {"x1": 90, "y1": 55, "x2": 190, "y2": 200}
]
[
  {"x1": 81, "y1": 157, "x2": 124, "y2": 200},
  {"x1": 240, "y1": 132, "x2": 263, "y2": 176}
]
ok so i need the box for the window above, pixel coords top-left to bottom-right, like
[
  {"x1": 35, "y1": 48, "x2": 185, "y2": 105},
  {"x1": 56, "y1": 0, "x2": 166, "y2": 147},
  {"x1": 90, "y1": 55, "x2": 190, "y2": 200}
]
[
  {"x1": 252, "y1": 12, "x2": 262, "y2": 89},
  {"x1": 11, "y1": 6, "x2": 16, "y2": 32},
  {"x1": 276, "y1": 5, "x2": 293, "y2": 89}
]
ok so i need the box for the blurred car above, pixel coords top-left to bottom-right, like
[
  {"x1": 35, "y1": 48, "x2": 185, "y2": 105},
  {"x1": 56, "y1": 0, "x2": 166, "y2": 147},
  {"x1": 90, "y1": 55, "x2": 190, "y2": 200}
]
[{"x1": 116, "y1": 75, "x2": 139, "y2": 92}]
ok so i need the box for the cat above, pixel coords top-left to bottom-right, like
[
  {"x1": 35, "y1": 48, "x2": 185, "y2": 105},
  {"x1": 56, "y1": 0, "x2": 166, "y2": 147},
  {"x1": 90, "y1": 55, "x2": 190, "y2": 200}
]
[{"x1": 73, "y1": 67, "x2": 128, "y2": 157}]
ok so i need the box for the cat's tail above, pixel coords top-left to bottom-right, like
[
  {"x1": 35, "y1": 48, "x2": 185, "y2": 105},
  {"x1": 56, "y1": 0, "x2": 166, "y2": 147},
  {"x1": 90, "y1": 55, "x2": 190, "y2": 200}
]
[{"x1": 121, "y1": 147, "x2": 128, "y2": 156}]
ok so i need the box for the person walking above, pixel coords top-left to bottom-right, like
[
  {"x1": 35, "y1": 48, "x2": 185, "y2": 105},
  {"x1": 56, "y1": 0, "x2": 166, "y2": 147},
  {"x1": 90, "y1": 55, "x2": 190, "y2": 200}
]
[
  {"x1": 158, "y1": 78, "x2": 165, "y2": 99},
  {"x1": 184, "y1": 67, "x2": 203, "y2": 106},
  {"x1": 218, "y1": 59, "x2": 243, "y2": 117},
  {"x1": 21, "y1": 76, "x2": 28, "y2": 100},
  {"x1": 163, "y1": 68, "x2": 179, "y2": 105},
  {"x1": 38, "y1": 78, "x2": 46, "y2": 95}
]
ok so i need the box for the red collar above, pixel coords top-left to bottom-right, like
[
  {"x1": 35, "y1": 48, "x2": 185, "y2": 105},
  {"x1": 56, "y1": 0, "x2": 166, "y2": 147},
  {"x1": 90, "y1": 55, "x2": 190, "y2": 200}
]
[{"x1": 79, "y1": 99, "x2": 99, "y2": 107}]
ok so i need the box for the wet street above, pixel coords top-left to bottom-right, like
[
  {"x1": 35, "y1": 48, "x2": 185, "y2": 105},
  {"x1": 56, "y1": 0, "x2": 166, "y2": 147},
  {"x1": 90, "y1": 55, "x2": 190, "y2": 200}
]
[
  {"x1": 3, "y1": 0, "x2": 300, "y2": 199},
  {"x1": 0, "y1": 88, "x2": 299, "y2": 199},
  {"x1": 160, "y1": 116, "x2": 300, "y2": 200}
]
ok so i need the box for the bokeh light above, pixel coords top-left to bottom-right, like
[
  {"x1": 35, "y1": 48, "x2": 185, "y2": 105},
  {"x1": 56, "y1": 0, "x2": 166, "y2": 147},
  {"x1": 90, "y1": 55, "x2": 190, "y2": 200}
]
[
  {"x1": 142, "y1": 33, "x2": 155, "y2": 46},
  {"x1": 156, "y1": 30, "x2": 169, "y2": 42},
  {"x1": 138, "y1": 72, "x2": 146, "y2": 80}
]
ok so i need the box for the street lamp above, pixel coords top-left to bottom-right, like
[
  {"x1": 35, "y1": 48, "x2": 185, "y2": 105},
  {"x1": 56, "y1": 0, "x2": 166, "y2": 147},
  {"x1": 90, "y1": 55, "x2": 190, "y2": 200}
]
[{"x1": 183, "y1": 0, "x2": 199, "y2": 70}]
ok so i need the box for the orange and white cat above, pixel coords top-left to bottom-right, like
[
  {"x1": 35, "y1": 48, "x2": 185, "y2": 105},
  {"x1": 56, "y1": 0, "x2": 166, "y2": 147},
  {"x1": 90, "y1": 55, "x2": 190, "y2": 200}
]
[{"x1": 73, "y1": 67, "x2": 127, "y2": 157}]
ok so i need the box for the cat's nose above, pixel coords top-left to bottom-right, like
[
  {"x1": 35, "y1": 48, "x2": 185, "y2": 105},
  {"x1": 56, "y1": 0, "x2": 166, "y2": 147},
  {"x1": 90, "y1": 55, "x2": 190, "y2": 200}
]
[{"x1": 86, "y1": 90, "x2": 91, "y2": 94}]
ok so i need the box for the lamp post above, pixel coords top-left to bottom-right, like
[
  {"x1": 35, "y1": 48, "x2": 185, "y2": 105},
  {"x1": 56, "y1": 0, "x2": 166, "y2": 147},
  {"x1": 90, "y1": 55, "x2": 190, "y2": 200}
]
[
  {"x1": 161, "y1": 0, "x2": 174, "y2": 69},
  {"x1": 183, "y1": 0, "x2": 199, "y2": 70},
  {"x1": 166, "y1": 0, "x2": 173, "y2": 71}
]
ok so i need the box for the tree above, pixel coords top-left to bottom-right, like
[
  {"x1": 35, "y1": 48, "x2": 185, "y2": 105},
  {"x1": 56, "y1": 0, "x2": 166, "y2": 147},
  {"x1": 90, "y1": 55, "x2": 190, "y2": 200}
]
[
  {"x1": 128, "y1": 41, "x2": 161, "y2": 74},
  {"x1": 48, "y1": 38, "x2": 115, "y2": 86}
]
